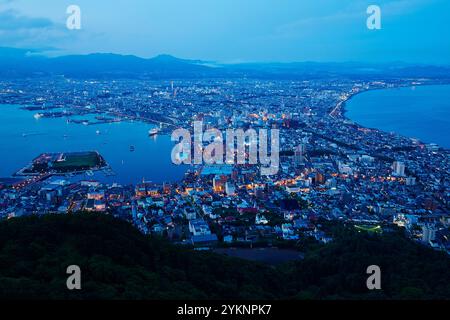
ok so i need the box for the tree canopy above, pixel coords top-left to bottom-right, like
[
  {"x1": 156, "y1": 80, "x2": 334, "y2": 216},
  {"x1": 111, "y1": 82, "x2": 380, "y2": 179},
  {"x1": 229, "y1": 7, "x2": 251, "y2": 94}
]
[{"x1": 0, "y1": 214, "x2": 448, "y2": 300}]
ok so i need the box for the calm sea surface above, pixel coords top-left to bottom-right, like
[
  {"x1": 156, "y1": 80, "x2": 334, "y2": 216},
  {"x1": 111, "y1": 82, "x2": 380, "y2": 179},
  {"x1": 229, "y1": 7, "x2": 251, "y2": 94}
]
[
  {"x1": 0, "y1": 104, "x2": 187, "y2": 184},
  {"x1": 346, "y1": 85, "x2": 450, "y2": 149}
]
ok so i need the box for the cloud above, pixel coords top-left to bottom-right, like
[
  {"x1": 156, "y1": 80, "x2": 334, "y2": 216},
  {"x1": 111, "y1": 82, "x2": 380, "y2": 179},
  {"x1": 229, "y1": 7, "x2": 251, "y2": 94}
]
[
  {"x1": 0, "y1": 7, "x2": 80, "y2": 54},
  {"x1": 0, "y1": 9, "x2": 54, "y2": 30}
]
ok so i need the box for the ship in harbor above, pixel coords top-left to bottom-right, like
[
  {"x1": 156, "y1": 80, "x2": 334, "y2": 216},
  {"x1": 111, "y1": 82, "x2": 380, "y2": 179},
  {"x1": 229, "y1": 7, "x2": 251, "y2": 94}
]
[{"x1": 148, "y1": 128, "x2": 160, "y2": 136}]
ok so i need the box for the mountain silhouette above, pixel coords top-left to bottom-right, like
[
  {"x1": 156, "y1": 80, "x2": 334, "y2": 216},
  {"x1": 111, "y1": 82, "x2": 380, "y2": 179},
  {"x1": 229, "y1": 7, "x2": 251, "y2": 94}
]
[{"x1": 0, "y1": 47, "x2": 449, "y2": 79}]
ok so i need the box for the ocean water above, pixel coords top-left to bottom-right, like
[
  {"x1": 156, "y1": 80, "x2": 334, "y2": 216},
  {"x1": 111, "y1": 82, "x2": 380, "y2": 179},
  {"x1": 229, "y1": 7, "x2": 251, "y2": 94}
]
[
  {"x1": 0, "y1": 105, "x2": 187, "y2": 184},
  {"x1": 346, "y1": 85, "x2": 450, "y2": 149}
]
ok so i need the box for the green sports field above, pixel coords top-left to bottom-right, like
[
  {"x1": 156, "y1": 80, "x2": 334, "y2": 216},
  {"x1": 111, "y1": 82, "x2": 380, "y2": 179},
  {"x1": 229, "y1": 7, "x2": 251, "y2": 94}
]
[{"x1": 52, "y1": 152, "x2": 102, "y2": 171}]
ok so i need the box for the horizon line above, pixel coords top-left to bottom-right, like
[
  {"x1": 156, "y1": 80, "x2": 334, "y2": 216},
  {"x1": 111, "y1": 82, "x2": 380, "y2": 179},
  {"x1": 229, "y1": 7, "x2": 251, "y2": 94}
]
[{"x1": 2, "y1": 46, "x2": 450, "y2": 68}]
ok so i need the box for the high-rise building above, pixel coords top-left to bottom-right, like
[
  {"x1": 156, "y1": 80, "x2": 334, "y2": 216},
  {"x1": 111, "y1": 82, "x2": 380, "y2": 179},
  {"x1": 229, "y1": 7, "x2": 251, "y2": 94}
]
[
  {"x1": 422, "y1": 224, "x2": 437, "y2": 243},
  {"x1": 392, "y1": 161, "x2": 406, "y2": 177},
  {"x1": 294, "y1": 144, "x2": 306, "y2": 167},
  {"x1": 225, "y1": 182, "x2": 236, "y2": 196}
]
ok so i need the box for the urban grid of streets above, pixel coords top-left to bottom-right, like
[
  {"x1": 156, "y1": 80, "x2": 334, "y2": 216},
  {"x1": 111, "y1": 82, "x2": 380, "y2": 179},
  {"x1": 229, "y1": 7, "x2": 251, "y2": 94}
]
[{"x1": 0, "y1": 76, "x2": 449, "y2": 254}]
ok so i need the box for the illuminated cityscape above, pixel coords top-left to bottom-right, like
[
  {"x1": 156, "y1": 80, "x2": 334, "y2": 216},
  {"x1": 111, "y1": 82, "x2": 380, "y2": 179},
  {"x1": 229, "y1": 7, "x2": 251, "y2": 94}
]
[
  {"x1": 0, "y1": 0, "x2": 449, "y2": 304},
  {"x1": 0, "y1": 75, "x2": 448, "y2": 253}
]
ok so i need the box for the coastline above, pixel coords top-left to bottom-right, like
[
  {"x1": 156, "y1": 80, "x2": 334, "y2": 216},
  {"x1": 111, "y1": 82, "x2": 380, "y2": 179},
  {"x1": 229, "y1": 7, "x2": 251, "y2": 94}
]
[{"x1": 336, "y1": 83, "x2": 450, "y2": 149}]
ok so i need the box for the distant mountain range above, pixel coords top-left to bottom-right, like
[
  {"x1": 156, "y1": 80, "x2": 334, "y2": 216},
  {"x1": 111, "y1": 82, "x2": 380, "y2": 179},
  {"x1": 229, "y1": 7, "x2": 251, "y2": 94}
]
[
  {"x1": 0, "y1": 47, "x2": 212, "y2": 78},
  {"x1": 1, "y1": 47, "x2": 450, "y2": 79}
]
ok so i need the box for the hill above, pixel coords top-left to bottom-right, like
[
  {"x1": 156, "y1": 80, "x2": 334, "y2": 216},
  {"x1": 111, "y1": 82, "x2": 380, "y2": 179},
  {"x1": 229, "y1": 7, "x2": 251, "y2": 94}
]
[
  {"x1": 0, "y1": 214, "x2": 449, "y2": 299},
  {"x1": 0, "y1": 48, "x2": 213, "y2": 78},
  {"x1": 0, "y1": 214, "x2": 282, "y2": 299},
  {"x1": 1, "y1": 47, "x2": 450, "y2": 80}
]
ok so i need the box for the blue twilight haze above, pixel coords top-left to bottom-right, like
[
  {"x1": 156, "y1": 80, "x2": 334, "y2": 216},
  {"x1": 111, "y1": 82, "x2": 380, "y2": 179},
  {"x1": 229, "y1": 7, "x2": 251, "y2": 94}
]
[{"x1": 0, "y1": 0, "x2": 449, "y2": 64}]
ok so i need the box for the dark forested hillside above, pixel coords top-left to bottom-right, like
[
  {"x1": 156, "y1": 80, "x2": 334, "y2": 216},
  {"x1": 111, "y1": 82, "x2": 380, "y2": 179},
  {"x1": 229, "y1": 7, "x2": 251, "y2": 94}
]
[{"x1": 0, "y1": 214, "x2": 449, "y2": 300}]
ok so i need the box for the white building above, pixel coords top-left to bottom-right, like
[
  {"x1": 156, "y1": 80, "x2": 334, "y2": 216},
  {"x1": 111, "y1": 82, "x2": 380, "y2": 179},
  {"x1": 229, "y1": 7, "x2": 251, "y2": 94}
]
[
  {"x1": 189, "y1": 219, "x2": 212, "y2": 236},
  {"x1": 422, "y1": 224, "x2": 437, "y2": 244},
  {"x1": 392, "y1": 161, "x2": 406, "y2": 177},
  {"x1": 225, "y1": 182, "x2": 236, "y2": 196}
]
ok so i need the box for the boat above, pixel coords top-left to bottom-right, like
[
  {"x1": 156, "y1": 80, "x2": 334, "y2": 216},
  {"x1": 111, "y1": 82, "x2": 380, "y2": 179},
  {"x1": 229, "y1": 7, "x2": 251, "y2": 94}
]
[
  {"x1": 22, "y1": 132, "x2": 41, "y2": 137},
  {"x1": 130, "y1": 145, "x2": 135, "y2": 152},
  {"x1": 33, "y1": 113, "x2": 44, "y2": 119},
  {"x1": 148, "y1": 128, "x2": 159, "y2": 136},
  {"x1": 96, "y1": 130, "x2": 101, "y2": 135}
]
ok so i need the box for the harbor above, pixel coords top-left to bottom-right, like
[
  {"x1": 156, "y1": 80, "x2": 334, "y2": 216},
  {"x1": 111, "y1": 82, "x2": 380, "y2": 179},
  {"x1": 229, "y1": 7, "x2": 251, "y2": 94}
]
[{"x1": 0, "y1": 104, "x2": 187, "y2": 185}]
